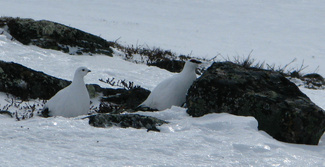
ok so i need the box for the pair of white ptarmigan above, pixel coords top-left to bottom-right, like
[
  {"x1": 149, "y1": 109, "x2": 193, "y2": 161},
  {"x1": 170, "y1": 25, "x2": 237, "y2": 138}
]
[{"x1": 41, "y1": 59, "x2": 201, "y2": 118}]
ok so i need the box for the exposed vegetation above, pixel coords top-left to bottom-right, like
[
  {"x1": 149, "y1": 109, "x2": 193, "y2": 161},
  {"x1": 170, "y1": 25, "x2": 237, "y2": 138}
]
[
  {"x1": 113, "y1": 43, "x2": 197, "y2": 72},
  {"x1": 99, "y1": 77, "x2": 140, "y2": 90},
  {"x1": 0, "y1": 94, "x2": 43, "y2": 120},
  {"x1": 208, "y1": 51, "x2": 325, "y2": 89},
  {"x1": 212, "y1": 51, "x2": 308, "y2": 76}
]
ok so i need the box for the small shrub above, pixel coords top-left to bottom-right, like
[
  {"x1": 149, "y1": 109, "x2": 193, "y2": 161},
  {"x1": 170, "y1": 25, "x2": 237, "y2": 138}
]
[
  {"x1": 99, "y1": 77, "x2": 140, "y2": 90},
  {"x1": 1, "y1": 94, "x2": 44, "y2": 121},
  {"x1": 112, "y1": 42, "x2": 207, "y2": 72}
]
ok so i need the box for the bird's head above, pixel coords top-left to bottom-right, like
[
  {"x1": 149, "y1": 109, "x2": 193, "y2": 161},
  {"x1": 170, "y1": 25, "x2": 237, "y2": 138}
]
[
  {"x1": 75, "y1": 66, "x2": 91, "y2": 77},
  {"x1": 189, "y1": 59, "x2": 202, "y2": 64},
  {"x1": 184, "y1": 59, "x2": 202, "y2": 70},
  {"x1": 181, "y1": 59, "x2": 202, "y2": 74}
]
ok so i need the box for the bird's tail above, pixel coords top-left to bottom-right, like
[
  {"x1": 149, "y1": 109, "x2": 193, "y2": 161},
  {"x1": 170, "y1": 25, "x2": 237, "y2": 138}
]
[{"x1": 40, "y1": 107, "x2": 50, "y2": 118}]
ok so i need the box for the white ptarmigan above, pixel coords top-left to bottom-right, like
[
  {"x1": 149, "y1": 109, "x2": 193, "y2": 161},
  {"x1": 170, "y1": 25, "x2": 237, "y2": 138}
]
[
  {"x1": 41, "y1": 67, "x2": 91, "y2": 117},
  {"x1": 138, "y1": 59, "x2": 202, "y2": 111}
]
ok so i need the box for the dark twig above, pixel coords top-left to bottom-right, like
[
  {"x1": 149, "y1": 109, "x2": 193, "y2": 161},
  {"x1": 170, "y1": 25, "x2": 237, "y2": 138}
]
[{"x1": 99, "y1": 77, "x2": 139, "y2": 90}]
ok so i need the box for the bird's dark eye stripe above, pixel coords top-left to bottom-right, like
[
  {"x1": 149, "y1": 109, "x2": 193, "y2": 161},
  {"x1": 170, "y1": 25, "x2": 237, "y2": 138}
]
[{"x1": 190, "y1": 59, "x2": 202, "y2": 64}]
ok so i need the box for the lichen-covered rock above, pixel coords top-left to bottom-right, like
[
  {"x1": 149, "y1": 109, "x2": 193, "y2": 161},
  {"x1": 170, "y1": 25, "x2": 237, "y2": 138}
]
[
  {"x1": 100, "y1": 87, "x2": 150, "y2": 113},
  {"x1": 0, "y1": 60, "x2": 103, "y2": 100},
  {"x1": 0, "y1": 60, "x2": 70, "y2": 100},
  {"x1": 186, "y1": 61, "x2": 325, "y2": 145},
  {"x1": 0, "y1": 17, "x2": 113, "y2": 56},
  {"x1": 87, "y1": 113, "x2": 168, "y2": 132},
  {"x1": 103, "y1": 87, "x2": 150, "y2": 109}
]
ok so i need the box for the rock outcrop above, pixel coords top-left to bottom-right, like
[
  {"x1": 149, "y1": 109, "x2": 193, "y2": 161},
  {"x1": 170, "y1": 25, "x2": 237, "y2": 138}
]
[
  {"x1": 87, "y1": 113, "x2": 167, "y2": 132},
  {"x1": 0, "y1": 60, "x2": 71, "y2": 100},
  {"x1": 100, "y1": 87, "x2": 150, "y2": 113},
  {"x1": 0, "y1": 17, "x2": 113, "y2": 56},
  {"x1": 186, "y1": 61, "x2": 325, "y2": 145}
]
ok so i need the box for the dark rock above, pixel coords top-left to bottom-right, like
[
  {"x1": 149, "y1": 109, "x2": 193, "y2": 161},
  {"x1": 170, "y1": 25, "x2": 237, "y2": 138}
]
[
  {"x1": 0, "y1": 60, "x2": 70, "y2": 100},
  {"x1": 186, "y1": 61, "x2": 325, "y2": 145},
  {"x1": 135, "y1": 105, "x2": 159, "y2": 112},
  {"x1": 99, "y1": 87, "x2": 150, "y2": 114},
  {"x1": 301, "y1": 73, "x2": 325, "y2": 89},
  {"x1": 148, "y1": 60, "x2": 185, "y2": 73},
  {"x1": 0, "y1": 17, "x2": 113, "y2": 56},
  {"x1": 102, "y1": 87, "x2": 150, "y2": 109},
  {"x1": 87, "y1": 113, "x2": 168, "y2": 132},
  {"x1": 0, "y1": 60, "x2": 105, "y2": 100}
]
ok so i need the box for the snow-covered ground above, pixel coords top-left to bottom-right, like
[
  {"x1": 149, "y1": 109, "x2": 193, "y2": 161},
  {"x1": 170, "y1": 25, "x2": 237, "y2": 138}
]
[
  {"x1": 1, "y1": 0, "x2": 324, "y2": 75},
  {"x1": 0, "y1": 0, "x2": 324, "y2": 166},
  {"x1": 1, "y1": 107, "x2": 324, "y2": 167}
]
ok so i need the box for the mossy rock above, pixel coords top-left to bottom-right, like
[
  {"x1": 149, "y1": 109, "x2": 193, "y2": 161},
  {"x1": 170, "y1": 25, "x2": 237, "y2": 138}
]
[
  {"x1": 87, "y1": 113, "x2": 168, "y2": 132},
  {"x1": 186, "y1": 61, "x2": 325, "y2": 145},
  {"x1": 0, "y1": 17, "x2": 113, "y2": 56}
]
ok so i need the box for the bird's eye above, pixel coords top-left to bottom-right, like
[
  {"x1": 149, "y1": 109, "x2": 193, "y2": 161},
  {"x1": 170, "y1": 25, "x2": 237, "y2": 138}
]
[{"x1": 82, "y1": 69, "x2": 85, "y2": 71}]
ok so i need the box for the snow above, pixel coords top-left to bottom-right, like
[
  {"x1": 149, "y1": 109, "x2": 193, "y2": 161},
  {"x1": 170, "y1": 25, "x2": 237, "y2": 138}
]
[
  {"x1": 1, "y1": 0, "x2": 324, "y2": 75},
  {"x1": 1, "y1": 108, "x2": 324, "y2": 166},
  {"x1": 0, "y1": 0, "x2": 325, "y2": 166}
]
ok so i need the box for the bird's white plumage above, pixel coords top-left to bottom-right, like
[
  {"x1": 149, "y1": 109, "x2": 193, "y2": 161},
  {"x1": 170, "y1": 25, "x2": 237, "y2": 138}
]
[
  {"x1": 140, "y1": 60, "x2": 200, "y2": 110},
  {"x1": 43, "y1": 67, "x2": 91, "y2": 117}
]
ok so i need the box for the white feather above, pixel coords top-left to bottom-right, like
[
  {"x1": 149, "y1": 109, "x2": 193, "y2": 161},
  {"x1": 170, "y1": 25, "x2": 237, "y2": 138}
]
[{"x1": 140, "y1": 60, "x2": 200, "y2": 110}]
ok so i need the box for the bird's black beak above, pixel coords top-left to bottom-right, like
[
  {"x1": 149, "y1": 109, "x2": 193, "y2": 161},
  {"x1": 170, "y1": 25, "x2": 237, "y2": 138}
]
[
  {"x1": 190, "y1": 59, "x2": 202, "y2": 64},
  {"x1": 88, "y1": 70, "x2": 91, "y2": 73}
]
